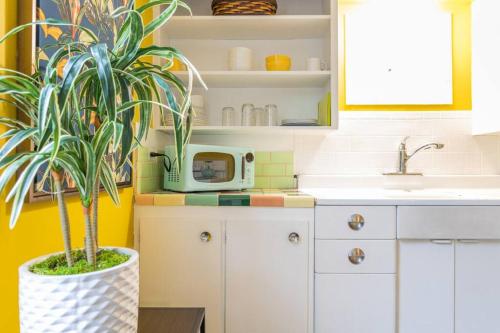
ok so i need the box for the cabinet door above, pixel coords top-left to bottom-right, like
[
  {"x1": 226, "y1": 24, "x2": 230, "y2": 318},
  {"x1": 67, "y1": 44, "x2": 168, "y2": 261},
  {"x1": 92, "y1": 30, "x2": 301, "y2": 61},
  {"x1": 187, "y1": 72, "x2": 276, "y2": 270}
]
[
  {"x1": 315, "y1": 274, "x2": 395, "y2": 333},
  {"x1": 398, "y1": 240, "x2": 454, "y2": 333},
  {"x1": 225, "y1": 219, "x2": 310, "y2": 333},
  {"x1": 139, "y1": 218, "x2": 223, "y2": 333},
  {"x1": 472, "y1": 0, "x2": 500, "y2": 134},
  {"x1": 456, "y1": 241, "x2": 500, "y2": 333}
]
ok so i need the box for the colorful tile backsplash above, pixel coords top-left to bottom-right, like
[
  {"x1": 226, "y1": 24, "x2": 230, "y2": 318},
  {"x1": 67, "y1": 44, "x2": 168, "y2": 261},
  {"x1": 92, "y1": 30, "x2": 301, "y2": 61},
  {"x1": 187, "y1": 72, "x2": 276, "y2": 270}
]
[
  {"x1": 136, "y1": 148, "x2": 296, "y2": 194},
  {"x1": 137, "y1": 147, "x2": 164, "y2": 194},
  {"x1": 254, "y1": 151, "x2": 296, "y2": 190}
]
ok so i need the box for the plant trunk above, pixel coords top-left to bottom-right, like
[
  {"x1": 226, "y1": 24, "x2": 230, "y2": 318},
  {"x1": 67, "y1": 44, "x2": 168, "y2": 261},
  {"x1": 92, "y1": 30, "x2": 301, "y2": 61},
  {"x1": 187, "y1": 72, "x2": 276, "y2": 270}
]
[
  {"x1": 51, "y1": 171, "x2": 73, "y2": 267},
  {"x1": 83, "y1": 206, "x2": 96, "y2": 266},
  {"x1": 92, "y1": 176, "x2": 99, "y2": 251}
]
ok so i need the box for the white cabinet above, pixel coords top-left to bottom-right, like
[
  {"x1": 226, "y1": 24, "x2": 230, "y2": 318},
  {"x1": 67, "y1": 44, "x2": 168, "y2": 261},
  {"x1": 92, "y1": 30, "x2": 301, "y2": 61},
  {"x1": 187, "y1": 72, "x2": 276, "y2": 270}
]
[
  {"x1": 315, "y1": 206, "x2": 396, "y2": 333},
  {"x1": 455, "y1": 241, "x2": 500, "y2": 333},
  {"x1": 472, "y1": 0, "x2": 500, "y2": 134},
  {"x1": 153, "y1": 0, "x2": 339, "y2": 131},
  {"x1": 399, "y1": 240, "x2": 455, "y2": 333},
  {"x1": 139, "y1": 217, "x2": 224, "y2": 333},
  {"x1": 225, "y1": 219, "x2": 310, "y2": 333},
  {"x1": 136, "y1": 206, "x2": 314, "y2": 333},
  {"x1": 316, "y1": 274, "x2": 395, "y2": 333},
  {"x1": 345, "y1": 3, "x2": 452, "y2": 105},
  {"x1": 399, "y1": 239, "x2": 500, "y2": 333}
]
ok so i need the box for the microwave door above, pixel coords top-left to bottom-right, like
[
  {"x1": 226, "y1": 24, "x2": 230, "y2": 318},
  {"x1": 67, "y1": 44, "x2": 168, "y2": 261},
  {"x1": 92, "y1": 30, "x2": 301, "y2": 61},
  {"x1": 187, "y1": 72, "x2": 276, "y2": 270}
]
[{"x1": 192, "y1": 152, "x2": 236, "y2": 184}]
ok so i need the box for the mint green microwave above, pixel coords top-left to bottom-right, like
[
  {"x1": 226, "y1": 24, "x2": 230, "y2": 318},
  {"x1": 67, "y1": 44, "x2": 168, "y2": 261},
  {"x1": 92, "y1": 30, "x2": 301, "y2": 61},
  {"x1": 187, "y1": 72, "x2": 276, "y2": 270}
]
[{"x1": 163, "y1": 144, "x2": 255, "y2": 192}]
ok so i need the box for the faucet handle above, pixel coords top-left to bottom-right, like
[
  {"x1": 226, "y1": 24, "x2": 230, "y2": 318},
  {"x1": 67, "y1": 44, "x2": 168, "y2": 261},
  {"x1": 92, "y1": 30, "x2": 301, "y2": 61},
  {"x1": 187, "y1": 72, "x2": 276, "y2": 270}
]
[{"x1": 401, "y1": 136, "x2": 410, "y2": 145}]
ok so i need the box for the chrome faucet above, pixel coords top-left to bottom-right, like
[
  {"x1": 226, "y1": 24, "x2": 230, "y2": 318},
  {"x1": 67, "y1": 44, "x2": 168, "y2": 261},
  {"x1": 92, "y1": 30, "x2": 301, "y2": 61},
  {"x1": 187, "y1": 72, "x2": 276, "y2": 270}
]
[{"x1": 384, "y1": 136, "x2": 445, "y2": 176}]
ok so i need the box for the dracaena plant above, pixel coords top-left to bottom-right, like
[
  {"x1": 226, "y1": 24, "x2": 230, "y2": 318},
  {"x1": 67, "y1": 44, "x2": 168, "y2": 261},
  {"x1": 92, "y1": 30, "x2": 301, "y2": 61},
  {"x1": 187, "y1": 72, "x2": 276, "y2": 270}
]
[{"x1": 0, "y1": 0, "x2": 204, "y2": 268}]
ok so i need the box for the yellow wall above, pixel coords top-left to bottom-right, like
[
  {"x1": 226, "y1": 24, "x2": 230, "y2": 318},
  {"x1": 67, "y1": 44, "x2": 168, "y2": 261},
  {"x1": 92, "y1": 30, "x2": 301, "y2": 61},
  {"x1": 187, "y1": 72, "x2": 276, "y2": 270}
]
[
  {"x1": 339, "y1": 0, "x2": 472, "y2": 111},
  {"x1": 0, "y1": 2, "x2": 137, "y2": 331}
]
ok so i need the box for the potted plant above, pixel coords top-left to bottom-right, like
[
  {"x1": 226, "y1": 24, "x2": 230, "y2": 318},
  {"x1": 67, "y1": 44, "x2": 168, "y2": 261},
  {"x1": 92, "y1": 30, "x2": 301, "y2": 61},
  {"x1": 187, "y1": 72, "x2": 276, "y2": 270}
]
[{"x1": 0, "y1": 0, "x2": 204, "y2": 331}]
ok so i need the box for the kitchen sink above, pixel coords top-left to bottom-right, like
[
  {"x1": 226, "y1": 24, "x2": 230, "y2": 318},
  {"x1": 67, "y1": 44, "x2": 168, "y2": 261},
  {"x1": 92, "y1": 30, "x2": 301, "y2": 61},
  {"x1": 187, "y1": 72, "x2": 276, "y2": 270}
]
[{"x1": 298, "y1": 175, "x2": 500, "y2": 205}]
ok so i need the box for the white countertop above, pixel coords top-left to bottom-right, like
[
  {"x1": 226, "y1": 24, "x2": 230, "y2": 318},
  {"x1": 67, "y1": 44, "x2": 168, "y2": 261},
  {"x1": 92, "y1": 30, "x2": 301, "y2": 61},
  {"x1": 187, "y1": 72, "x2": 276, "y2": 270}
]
[{"x1": 299, "y1": 175, "x2": 500, "y2": 206}]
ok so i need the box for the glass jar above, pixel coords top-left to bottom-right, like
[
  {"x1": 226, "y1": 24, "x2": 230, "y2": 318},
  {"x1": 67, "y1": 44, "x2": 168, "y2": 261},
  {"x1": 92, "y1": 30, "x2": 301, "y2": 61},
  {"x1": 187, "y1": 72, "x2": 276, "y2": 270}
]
[
  {"x1": 241, "y1": 103, "x2": 255, "y2": 126},
  {"x1": 221, "y1": 107, "x2": 237, "y2": 126},
  {"x1": 264, "y1": 104, "x2": 279, "y2": 126}
]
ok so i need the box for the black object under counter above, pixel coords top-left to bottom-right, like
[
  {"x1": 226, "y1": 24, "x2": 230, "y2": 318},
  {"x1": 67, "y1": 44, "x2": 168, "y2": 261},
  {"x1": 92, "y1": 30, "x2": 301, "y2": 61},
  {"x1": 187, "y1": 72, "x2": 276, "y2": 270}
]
[{"x1": 138, "y1": 308, "x2": 205, "y2": 333}]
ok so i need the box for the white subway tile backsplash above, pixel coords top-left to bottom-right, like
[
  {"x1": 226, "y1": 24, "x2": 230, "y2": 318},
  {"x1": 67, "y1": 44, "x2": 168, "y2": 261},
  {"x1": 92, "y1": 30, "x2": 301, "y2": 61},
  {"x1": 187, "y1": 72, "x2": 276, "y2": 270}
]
[
  {"x1": 333, "y1": 152, "x2": 397, "y2": 175},
  {"x1": 433, "y1": 118, "x2": 471, "y2": 136},
  {"x1": 295, "y1": 151, "x2": 334, "y2": 175},
  {"x1": 295, "y1": 111, "x2": 500, "y2": 176},
  {"x1": 463, "y1": 153, "x2": 483, "y2": 175},
  {"x1": 349, "y1": 136, "x2": 401, "y2": 152},
  {"x1": 481, "y1": 153, "x2": 500, "y2": 175}
]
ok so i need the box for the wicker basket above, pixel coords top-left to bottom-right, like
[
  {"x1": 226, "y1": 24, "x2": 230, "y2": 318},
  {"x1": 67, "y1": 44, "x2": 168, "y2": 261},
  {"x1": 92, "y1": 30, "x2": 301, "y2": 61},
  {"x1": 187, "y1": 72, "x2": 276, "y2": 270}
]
[{"x1": 211, "y1": 0, "x2": 278, "y2": 15}]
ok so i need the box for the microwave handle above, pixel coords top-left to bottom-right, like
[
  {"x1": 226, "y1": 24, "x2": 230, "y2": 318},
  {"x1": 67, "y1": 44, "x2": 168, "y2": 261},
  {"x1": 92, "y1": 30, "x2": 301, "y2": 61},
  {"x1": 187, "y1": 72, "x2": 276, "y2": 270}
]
[{"x1": 241, "y1": 156, "x2": 245, "y2": 180}]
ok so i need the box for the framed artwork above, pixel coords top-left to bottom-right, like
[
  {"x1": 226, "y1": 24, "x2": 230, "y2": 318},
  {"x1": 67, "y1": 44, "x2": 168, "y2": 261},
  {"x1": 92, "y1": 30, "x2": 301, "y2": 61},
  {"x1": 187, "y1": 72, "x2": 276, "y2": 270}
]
[{"x1": 20, "y1": 0, "x2": 133, "y2": 202}]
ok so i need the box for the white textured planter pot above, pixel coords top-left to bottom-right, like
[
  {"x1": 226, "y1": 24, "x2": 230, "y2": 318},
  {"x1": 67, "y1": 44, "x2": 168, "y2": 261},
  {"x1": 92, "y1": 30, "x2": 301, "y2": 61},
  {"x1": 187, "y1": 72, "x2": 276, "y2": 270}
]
[{"x1": 19, "y1": 247, "x2": 139, "y2": 333}]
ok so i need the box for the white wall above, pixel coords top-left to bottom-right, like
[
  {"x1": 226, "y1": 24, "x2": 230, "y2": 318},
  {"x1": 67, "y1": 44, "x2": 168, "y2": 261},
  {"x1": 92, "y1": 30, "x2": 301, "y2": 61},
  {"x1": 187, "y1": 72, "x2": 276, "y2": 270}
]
[{"x1": 190, "y1": 111, "x2": 500, "y2": 176}]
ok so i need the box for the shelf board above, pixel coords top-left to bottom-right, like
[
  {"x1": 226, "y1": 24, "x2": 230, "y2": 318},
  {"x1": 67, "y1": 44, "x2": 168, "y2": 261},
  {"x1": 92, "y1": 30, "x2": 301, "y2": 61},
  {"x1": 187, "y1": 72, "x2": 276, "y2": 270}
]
[
  {"x1": 175, "y1": 70, "x2": 331, "y2": 88},
  {"x1": 165, "y1": 15, "x2": 331, "y2": 40},
  {"x1": 156, "y1": 126, "x2": 334, "y2": 135}
]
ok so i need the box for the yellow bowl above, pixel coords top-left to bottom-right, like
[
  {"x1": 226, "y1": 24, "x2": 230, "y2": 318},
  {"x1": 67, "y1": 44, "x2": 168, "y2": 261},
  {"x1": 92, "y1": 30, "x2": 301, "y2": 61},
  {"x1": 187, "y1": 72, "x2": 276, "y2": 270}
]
[{"x1": 265, "y1": 54, "x2": 291, "y2": 71}]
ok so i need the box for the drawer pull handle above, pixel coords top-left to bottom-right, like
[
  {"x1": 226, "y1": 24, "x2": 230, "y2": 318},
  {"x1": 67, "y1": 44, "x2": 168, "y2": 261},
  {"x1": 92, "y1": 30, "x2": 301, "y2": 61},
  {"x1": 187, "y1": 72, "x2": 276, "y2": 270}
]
[
  {"x1": 288, "y1": 232, "x2": 300, "y2": 244},
  {"x1": 430, "y1": 239, "x2": 452, "y2": 245},
  {"x1": 200, "y1": 231, "x2": 212, "y2": 242},
  {"x1": 348, "y1": 214, "x2": 365, "y2": 231},
  {"x1": 457, "y1": 239, "x2": 480, "y2": 244},
  {"x1": 348, "y1": 248, "x2": 365, "y2": 265}
]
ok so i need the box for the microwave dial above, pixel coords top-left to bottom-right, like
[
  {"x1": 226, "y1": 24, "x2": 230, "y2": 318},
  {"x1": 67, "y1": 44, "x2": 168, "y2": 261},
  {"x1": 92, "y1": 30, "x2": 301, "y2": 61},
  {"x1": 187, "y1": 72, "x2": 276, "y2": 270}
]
[{"x1": 245, "y1": 152, "x2": 255, "y2": 163}]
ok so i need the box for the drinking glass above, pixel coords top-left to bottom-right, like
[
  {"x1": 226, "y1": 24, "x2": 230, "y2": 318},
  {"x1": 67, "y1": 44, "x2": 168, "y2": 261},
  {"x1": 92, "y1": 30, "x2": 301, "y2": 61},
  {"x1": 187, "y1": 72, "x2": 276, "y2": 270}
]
[
  {"x1": 264, "y1": 104, "x2": 279, "y2": 126},
  {"x1": 222, "y1": 107, "x2": 237, "y2": 126},
  {"x1": 254, "y1": 107, "x2": 266, "y2": 126},
  {"x1": 241, "y1": 103, "x2": 255, "y2": 126}
]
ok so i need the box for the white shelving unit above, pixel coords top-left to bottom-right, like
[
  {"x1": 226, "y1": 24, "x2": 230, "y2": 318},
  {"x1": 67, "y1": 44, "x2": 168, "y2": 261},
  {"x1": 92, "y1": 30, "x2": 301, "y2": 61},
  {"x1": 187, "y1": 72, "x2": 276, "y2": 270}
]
[
  {"x1": 157, "y1": 125, "x2": 333, "y2": 135},
  {"x1": 173, "y1": 70, "x2": 331, "y2": 88},
  {"x1": 153, "y1": 0, "x2": 338, "y2": 134},
  {"x1": 165, "y1": 15, "x2": 331, "y2": 40}
]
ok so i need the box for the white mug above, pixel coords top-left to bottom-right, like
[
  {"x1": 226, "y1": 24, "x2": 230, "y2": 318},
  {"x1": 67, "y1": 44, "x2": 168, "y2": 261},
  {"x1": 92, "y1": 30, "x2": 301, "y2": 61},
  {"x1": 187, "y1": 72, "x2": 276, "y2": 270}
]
[
  {"x1": 229, "y1": 47, "x2": 253, "y2": 71},
  {"x1": 306, "y1": 57, "x2": 326, "y2": 71}
]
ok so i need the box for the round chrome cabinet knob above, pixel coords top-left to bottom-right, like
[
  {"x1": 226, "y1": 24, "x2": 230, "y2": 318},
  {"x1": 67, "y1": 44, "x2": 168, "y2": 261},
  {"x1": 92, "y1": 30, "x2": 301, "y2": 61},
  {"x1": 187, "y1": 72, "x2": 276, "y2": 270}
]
[
  {"x1": 288, "y1": 232, "x2": 300, "y2": 244},
  {"x1": 348, "y1": 214, "x2": 365, "y2": 231},
  {"x1": 348, "y1": 248, "x2": 365, "y2": 265},
  {"x1": 200, "y1": 231, "x2": 212, "y2": 242}
]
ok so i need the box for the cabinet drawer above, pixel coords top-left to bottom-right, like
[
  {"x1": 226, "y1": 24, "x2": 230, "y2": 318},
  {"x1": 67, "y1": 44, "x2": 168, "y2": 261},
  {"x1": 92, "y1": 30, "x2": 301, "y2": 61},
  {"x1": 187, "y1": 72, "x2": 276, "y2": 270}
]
[
  {"x1": 398, "y1": 206, "x2": 500, "y2": 239},
  {"x1": 316, "y1": 206, "x2": 396, "y2": 239},
  {"x1": 316, "y1": 240, "x2": 396, "y2": 273}
]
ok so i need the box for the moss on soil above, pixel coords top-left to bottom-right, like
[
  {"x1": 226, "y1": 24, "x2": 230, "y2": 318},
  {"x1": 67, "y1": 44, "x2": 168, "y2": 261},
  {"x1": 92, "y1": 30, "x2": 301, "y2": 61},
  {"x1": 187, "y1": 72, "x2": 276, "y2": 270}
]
[{"x1": 29, "y1": 249, "x2": 130, "y2": 276}]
